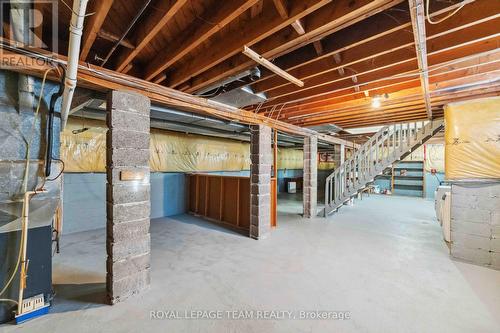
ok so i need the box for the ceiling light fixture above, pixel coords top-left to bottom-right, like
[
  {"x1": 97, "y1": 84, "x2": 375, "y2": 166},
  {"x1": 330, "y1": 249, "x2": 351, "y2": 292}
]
[
  {"x1": 371, "y1": 95, "x2": 382, "y2": 108},
  {"x1": 371, "y1": 93, "x2": 389, "y2": 108}
]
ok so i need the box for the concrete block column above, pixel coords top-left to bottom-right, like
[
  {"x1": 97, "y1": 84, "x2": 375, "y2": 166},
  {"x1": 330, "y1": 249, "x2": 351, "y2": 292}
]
[
  {"x1": 450, "y1": 182, "x2": 500, "y2": 270},
  {"x1": 303, "y1": 136, "x2": 318, "y2": 218},
  {"x1": 106, "y1": 90, "x2": 151, "y2": 304},
  {"x1": 250, "y1": 124, "x2": 272, "y2": 239}
]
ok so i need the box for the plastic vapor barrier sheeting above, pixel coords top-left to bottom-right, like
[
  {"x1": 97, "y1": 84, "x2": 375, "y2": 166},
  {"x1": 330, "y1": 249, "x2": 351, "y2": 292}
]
[
  {"x1": 61, "y1": 118, "x2": 333, "y2": 172},
  {"x1": 424, "y1": 144, "x2": 444, "y2": 173},
  {"x1": 444, "y1": 96, "x2": 500, "y2": 180}
]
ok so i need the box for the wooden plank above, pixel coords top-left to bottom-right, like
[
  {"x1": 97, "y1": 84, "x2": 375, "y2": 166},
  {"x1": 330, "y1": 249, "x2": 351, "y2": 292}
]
[
  {"x1": 219, "y1": 177, "x2": 224, "y2": 220},
  {"x1": 238, "y1": 179, "x2": 250, "y2": 230},
  {"x1": 114, "y1": 0, "x2": 188, "y2": 72},
  {"x1": 97, "y1": 30, "x2": 135, "y2": 49},
  {"x1": 270, "y1": 178, "x2": 277, "y2": 227},
  {"x1": 144, "y1": 0, "x2": 258, "y2": 81},
  {"x1": 259, "y1": 32, "x2": 500, "y2": 108},
  {"x1": 80, "y1": 0, "x2": 114, "y2": 61},
  {"x1": 222, "y1": 178, "x2": 239, "y2": 225},
  {"x1": 262, "y1": 21, "x2": 500, "y2": 107},
  {"x1": 180, "y1": 0, "x2": 401, "y2": 93},
  {"x1": 313, "y1": 40, "x2": 323, "y2": 56},
  {"x1": 187, "y1": 174, "x2": 255, "y2": 234},
  {"x1": 208, "y1": 176, "x2": 222, "y2": 220},
  {"x1": 281, "y1": 49, "x2": 500, "y2": 121},
  {"x1": 299, "y1": 85, "x2": 500, "y2": 127},
  {"x1": 409, "y1": 0, "x2": 432, "y2": 118},
  {"x1": 291, "y1": 19, "x2": 306, "y2": 35},
  {"x1": 204, "y1": 176, "x2": 209, "y2": 216},
  {"x1": 251, "y1": 0, "x2": 493, "y2": 94},
  {"x1": 272, "y1": 0, "x2": 289, "y2": 19},
  {"x1": 163, "y1": 0, "x2": 332, "y2": 88},
  {"x1": 250, "y1": 0, "x2": 264, "y2": 18},
  {"x1": 296, "y1": 81, "x2": 500, "y2": 126},
  {"x1": 242, "y1": 46, "x2": 304, "y2": 87},
  {"x1": 236, "y1": 178, "x2": 240, "y2": 227},
  {"x1": 273, "y1": 129, "x2": 278, "y2": 178},
  {"x1": 195, "y1": 175, "x2": 199, "y2": 213},
  {"x1": 0, "y1": 45, "x2": 355, "y2": 147}
]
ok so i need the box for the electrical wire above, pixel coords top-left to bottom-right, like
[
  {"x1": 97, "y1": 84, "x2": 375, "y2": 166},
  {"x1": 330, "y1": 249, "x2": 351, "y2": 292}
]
[
  {"x1": 0, "y1": 299, "x2": 17, "y2": 305},
  {"x1": 46, "y1": 158, "x2": 65, "y2": 182},
  {"x1": 426, "y1": 0, "x2": 467, "y2": 25},
  {"x1": 0, "y1": 68, "x2": 54, "y2": 303}
]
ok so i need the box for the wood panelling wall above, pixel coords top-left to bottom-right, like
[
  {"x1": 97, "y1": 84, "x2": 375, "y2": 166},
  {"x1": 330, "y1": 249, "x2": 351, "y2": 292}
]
[{"x1": 188, "y1": 174, "x2": 276, "y2": 235}]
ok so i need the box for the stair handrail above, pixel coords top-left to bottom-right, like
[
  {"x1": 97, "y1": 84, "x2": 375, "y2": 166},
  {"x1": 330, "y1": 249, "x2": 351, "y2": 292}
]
[{"x1": 324, "y1": 120, "x2": 434, "y2": 209}]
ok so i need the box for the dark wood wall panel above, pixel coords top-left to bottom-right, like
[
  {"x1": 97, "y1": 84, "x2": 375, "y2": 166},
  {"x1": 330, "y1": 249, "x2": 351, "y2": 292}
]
[
  {"x1": 207, "y1": 176, "x2": 222, "y2": 220},
  {"x1": 222, "y1": 178, "x2": 239, "y2": 226},
  {"x1": 238, "y1": 179, "x2": 250, "y2": 230},
  {"x1": 187, "y1": 174, "x2": 277, "y2": 236}
]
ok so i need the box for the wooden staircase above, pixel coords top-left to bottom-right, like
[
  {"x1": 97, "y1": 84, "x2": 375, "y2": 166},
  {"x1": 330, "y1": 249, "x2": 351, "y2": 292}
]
[{"x1": 322, "y1": 119, "x2": 444, "y2": 217}]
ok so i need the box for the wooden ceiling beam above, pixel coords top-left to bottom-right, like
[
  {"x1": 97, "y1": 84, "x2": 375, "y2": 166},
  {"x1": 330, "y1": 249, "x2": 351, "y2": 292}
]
[
  {"x1": 159, "y1": 0, "x2": 332, "y2": 89},
  {"x1": 251, "y1": 0, "x2": 485, "y2": 93},
  {"x1": 258, "y1": 5, "x2": 500, "y2": 97},
  {"x1": 80, "y1": 0, "x2": 114, "y2": 61},
  {"x1": 287, "y1": 95, "x2": 426, "y2": 121},
  {"x1": 275, "y1": 62, "x2": 500, "y2": 124},
  {"x1": 0, "y1": 48, "x2": 357, "y2": 146},
  {"x1": 263, "y1": 17, "x2": 498, "y2": 103},
  {"x1": 259, "y1": 33, "x2": 500, "y2": 109},
  {"x1": 114, "y1": 0, "x2": 188, "y2": 72},
  {"x1": 242, "y1": 46, "x2": 304, "y2": 87},
  {"x1": 295, "y1": 83, "x2": 500, "y2": 126},
  {"x1": 313, "y1": 40, "x2": 323, "y2": 56},
  {"x1": 267, "y1": 47, "x2": 498, "y2": 116},
  {"x1": 97, "y1": 30, "x2": 135, "y2": 49},
  {"x1": 409, "y1": 0, "x2": 432, "y2": 118},
  {"x1": 172, "y1": 0, "x2": 401, "y2": 92},
  {"x1": 276, "y1": 54, "x2": 500, "y2": 121},
  {"x1": 250, "y1": 0, "x2": 264, "y2": 18},
  {"x1": 143, "y1": 0, "x2": 258, "y2": 81},
  {"x1": 333, "y1": 114, "x2": 430, "y2": 128},
  {"x1": 272, "y1": 0, "x2": 289, "y2": 19},
  {"x1": 293, "y1": 88, "x2": 497, "y2": 126},
  {"x1": 291, "y1": 19, "x2": 306, "y2": 35}
]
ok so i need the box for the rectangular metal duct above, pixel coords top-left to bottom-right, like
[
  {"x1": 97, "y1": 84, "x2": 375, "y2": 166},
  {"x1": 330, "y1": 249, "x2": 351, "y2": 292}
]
[
  {"x1": 306, "y1": 124, "x2": 343, "y2": 134},
  {"x1": 210, "y1": 86, "x2": 267, "y2": 108}
]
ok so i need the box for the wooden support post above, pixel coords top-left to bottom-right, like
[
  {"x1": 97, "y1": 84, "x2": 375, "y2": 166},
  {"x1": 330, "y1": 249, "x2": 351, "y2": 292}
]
[{"x1": 273, "y1": 129, "x2": 278, "y2": 227}]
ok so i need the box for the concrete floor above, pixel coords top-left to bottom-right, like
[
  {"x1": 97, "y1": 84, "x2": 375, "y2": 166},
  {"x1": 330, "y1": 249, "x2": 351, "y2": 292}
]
[{"x1": 3, "y1": 195, "x2": 500, "y2": 332}]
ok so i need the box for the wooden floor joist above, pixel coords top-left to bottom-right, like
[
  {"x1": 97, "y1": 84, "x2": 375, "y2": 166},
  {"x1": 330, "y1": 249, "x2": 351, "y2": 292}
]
[
  {"x1": 9, "y1": 0, "x2": 498, "y2": 129},
  {"x1": 0, "y1": 47, "x2": 355, "y2": 146}
]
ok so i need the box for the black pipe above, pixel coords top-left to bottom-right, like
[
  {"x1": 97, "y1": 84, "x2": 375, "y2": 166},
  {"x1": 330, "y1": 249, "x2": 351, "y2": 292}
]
[{"x1": 45, "y1": 68, "x2": 65, "y2": 177}]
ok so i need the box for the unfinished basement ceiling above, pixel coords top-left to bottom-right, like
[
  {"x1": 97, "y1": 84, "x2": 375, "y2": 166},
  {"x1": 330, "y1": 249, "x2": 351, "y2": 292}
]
[{"x1": 27, "y1": 0, "x2": 498, "y2": 130}]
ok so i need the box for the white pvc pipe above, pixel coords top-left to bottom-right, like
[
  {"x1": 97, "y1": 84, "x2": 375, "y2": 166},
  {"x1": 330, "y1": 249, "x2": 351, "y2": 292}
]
[{"x1": 60, "y1": 0, "x2": 89, "y2": 129}]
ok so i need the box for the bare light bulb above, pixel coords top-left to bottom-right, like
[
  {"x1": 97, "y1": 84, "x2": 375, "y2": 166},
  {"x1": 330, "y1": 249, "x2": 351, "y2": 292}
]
[{"x1": 372, "y1": 97, "x2": 381, "y2": 108}]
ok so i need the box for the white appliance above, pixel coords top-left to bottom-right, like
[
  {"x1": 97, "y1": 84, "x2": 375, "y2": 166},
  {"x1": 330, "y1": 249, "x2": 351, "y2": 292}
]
[
  {"x1": 287, "y1": 181, "x2": 297, "y2": 193},
  {"x1": 435, "y1": 185, "x2": 451, "y2": 242}
]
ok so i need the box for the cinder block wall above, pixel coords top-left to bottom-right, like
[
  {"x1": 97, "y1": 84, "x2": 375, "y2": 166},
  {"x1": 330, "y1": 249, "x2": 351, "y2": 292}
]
[{"x1": 450, "y1": 182, "x2": 500, "y2": 269}]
